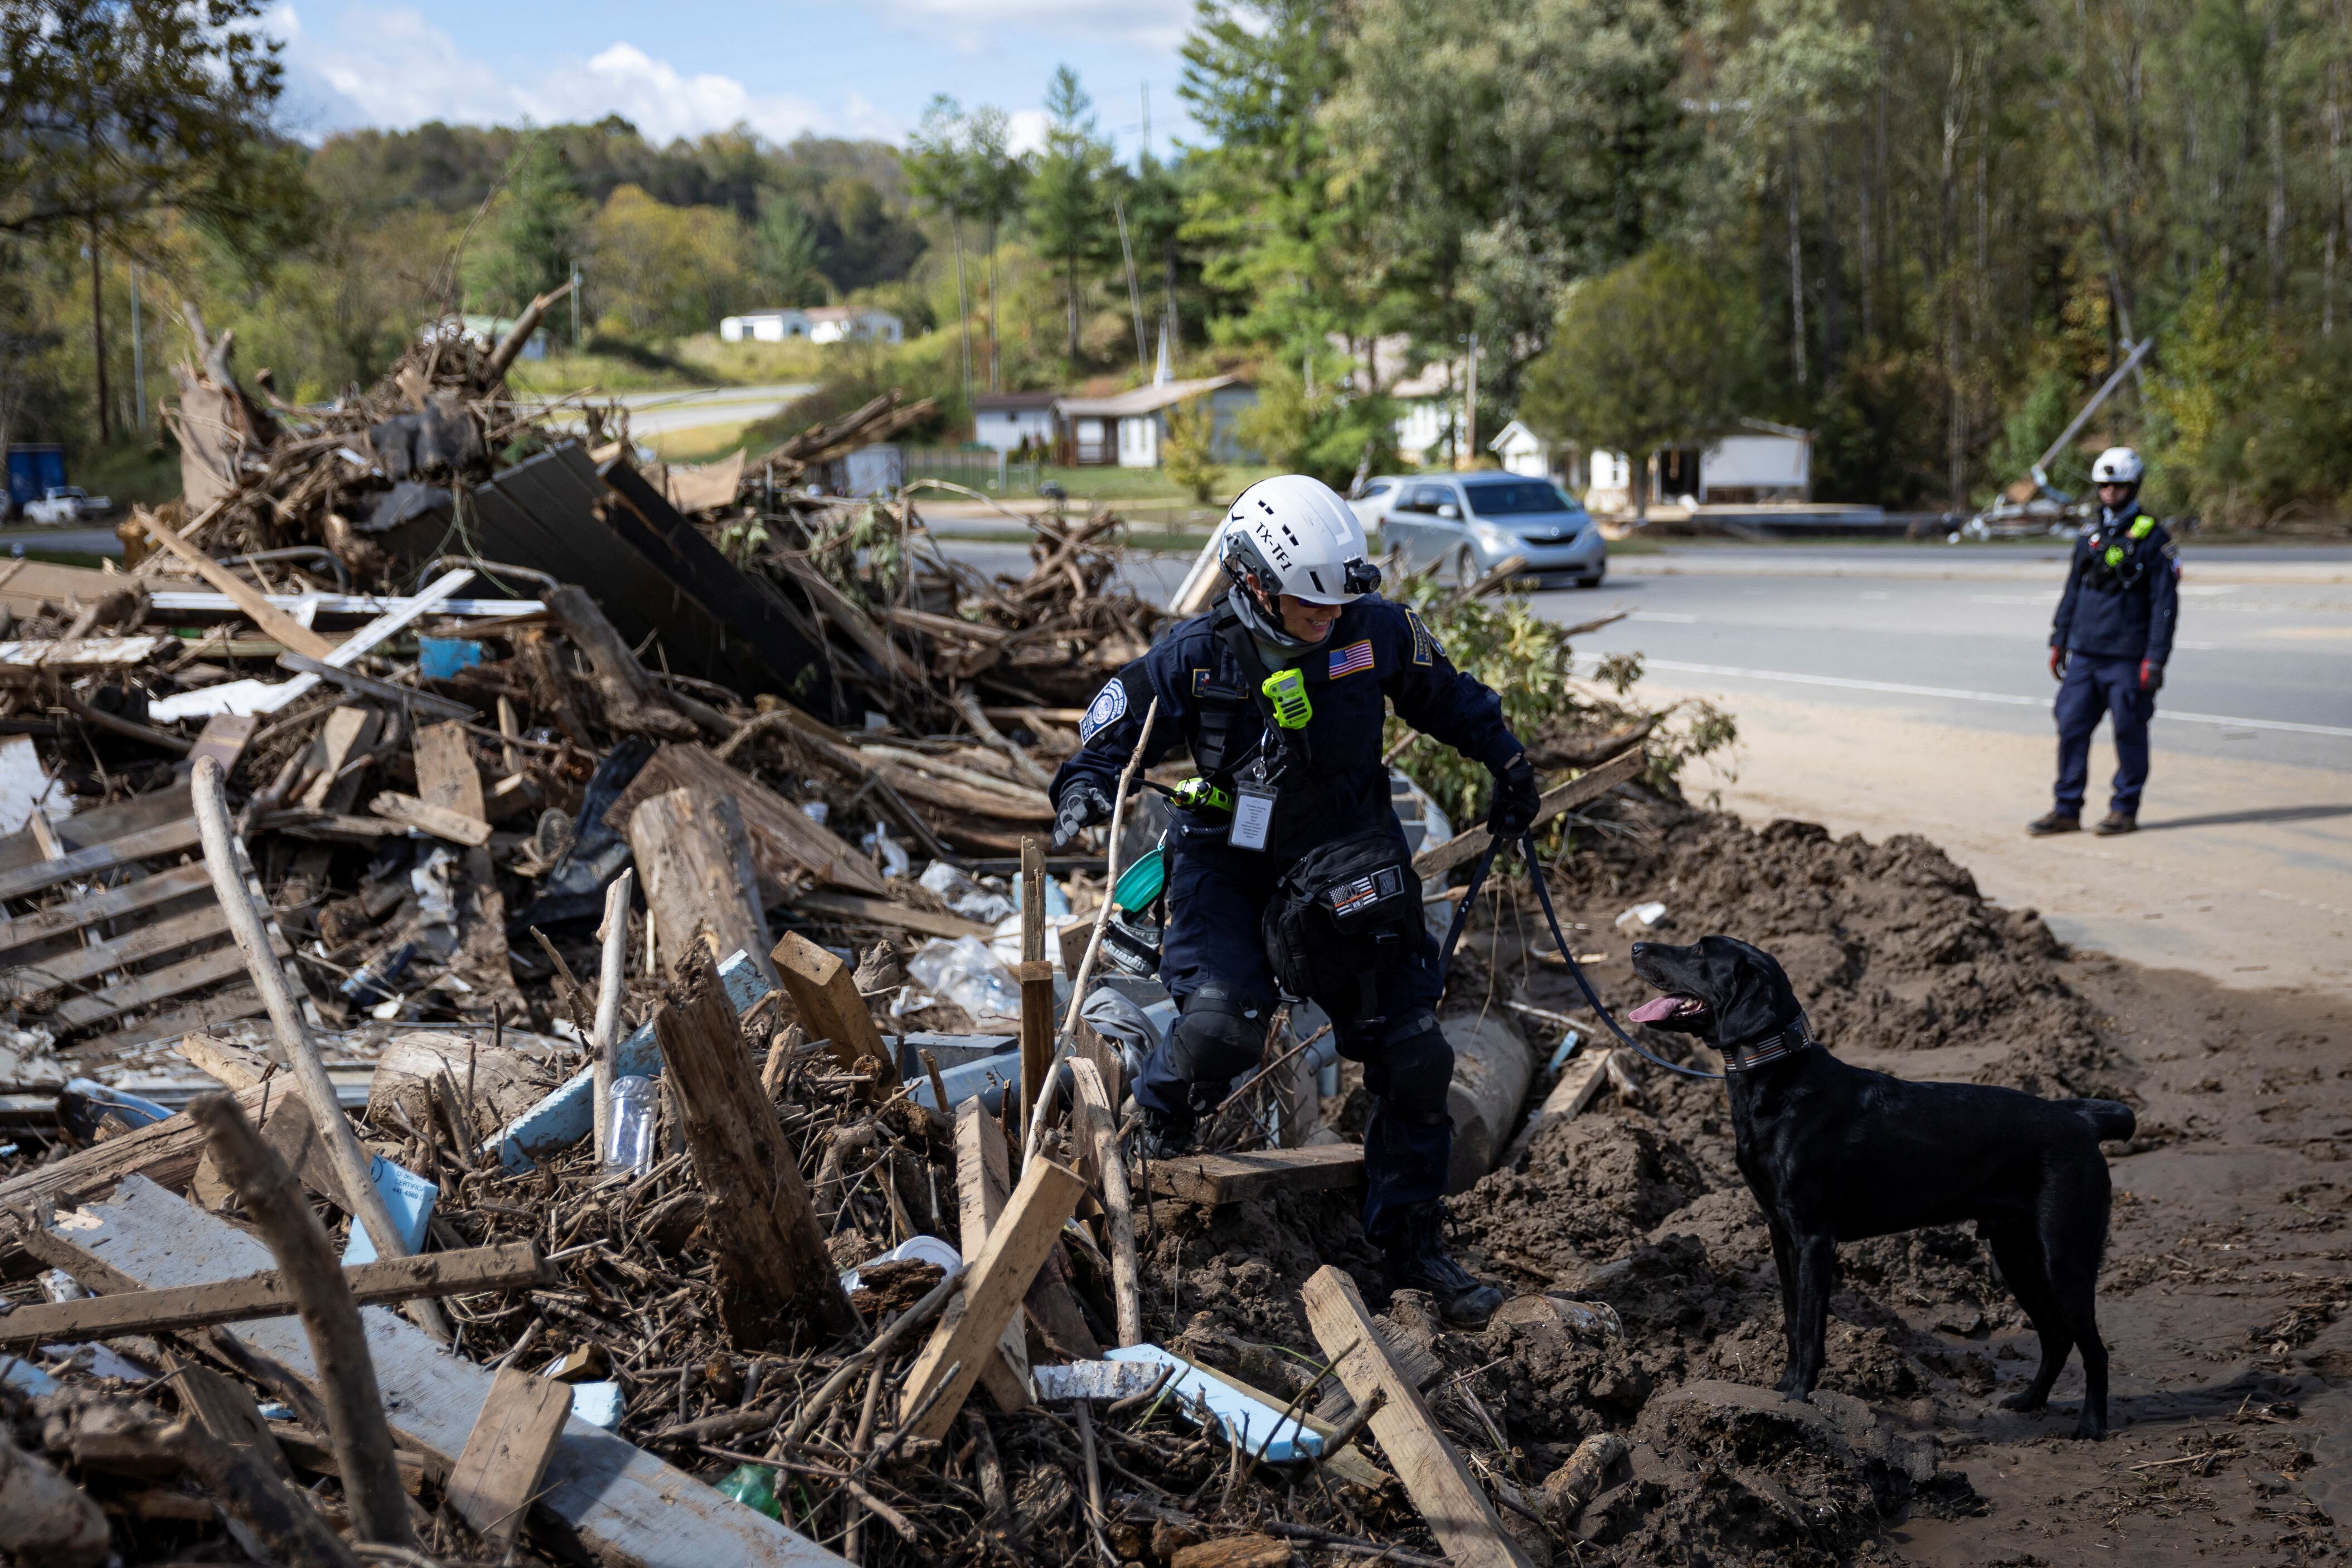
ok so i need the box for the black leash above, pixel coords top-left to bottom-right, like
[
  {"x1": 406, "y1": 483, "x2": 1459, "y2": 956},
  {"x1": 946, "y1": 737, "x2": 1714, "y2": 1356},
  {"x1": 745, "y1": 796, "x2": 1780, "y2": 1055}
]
[{"x1": 1439, "y1": 833, "x2": 1725, "y2": 1081}]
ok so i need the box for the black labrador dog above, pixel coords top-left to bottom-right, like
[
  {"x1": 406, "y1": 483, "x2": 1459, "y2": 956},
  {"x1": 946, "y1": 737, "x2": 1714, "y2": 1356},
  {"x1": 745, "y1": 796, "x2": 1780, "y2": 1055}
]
[{"x1": 1626, "y1": 935, "x2": 2133, "y2": 1438}]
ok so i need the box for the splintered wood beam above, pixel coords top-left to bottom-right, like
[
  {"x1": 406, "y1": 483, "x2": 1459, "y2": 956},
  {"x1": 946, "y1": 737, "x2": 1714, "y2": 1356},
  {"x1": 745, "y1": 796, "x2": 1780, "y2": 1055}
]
[
  {"x1": 0, "y1": 1243, "x2": 546, "y2": 1348},
  {"x1": 410, "y1": 721, "x2": 488, "y2": 831},
  {"x1": 899, "y1": 1156, "x2": 1083, "y2": 1441},
  {"x1": 1412, "y1": 745, "x2": 1647, "y2": 878},
  {"x1": 1301, "y1": 1265, "x2": 1533, "y2": 1568},
  {"x1": 445, "y1": 1365, "x2": 574, "y2": 1548},
  {"x1": 0, "y1": 1079, "x2": 278, "y2": 1256},
  {"x1": 791, "y1": 892, "x2": 993, "y2": 942},
  {"x1": 953, "y1": 1098, "x2": 1031, "y2": 1412},
  {"x1": 1142, "y1": 1144, "x2": 1366, "y2": 1207},
  {"x1": 653, "y1": 950, "x2": 856, "y2": 1345},
  {"x1": 0, "y1": 860, "x2": 213, "y2": 955},
  {"x1": 630, "y1": 787, "x2": 780, "y2": 992},
  {"x1": 771, "y1": 930, "x2": 897, "y2": 1087},
  {"x1": 0, "y1": 816, "x2": 203, "y2": 902}
]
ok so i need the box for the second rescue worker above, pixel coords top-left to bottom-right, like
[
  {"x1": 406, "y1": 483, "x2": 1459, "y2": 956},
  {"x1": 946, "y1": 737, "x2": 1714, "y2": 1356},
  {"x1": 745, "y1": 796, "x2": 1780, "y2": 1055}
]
[{"x1": 1049, "y1": 474, "x2": 1539, "y2": 1327}]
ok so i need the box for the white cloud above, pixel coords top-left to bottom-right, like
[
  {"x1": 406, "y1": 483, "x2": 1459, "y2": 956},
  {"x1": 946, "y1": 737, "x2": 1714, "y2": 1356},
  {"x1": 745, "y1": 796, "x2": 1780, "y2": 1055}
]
[
  {"x1": 270, "y1": 3, "x2": 878, "y2": 145},
  {"x1": 860, "y1": 0, "x2": 1192, "y2": 55},
  {"x1": 1005, "y1": 108, "x2": 1051, "y2": 157}
]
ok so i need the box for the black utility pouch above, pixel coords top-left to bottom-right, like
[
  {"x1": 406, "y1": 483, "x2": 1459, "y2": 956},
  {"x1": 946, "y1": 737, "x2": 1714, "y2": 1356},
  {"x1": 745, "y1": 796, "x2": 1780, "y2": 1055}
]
[{"x1": 1262, "y1": 828, "x2": 1416, "y2": 1029}]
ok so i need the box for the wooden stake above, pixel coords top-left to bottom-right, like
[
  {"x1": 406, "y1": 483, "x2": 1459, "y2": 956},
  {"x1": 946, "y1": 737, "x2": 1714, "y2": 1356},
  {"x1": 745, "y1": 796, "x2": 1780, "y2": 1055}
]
[
  {"x1": 190, "y1": 758, "x2": 448, "y2": 1343},
  {"x1": 188, "y1": 1093, "x2": 418, "y2": 1551},
  {"x1": 589, "y1": 868, "x2": 635, "y2": 1164},
  {"x1": 1017, "y1": 836, "x2": 1053, "y2": 1145},
  {"x1": 898, "y1": 1157, "x2": 1083, "y2": 1440},
  {"x1": 1067, "y1": 1057, "x2": 1142, "y2": 1347},
  {"x1": 653, "y1": 949, "x2": 857, "y2": 1344},
  {"x1": 134, "y1": 508, "x2": 337, "y2": 659},
  {"x1": 771, "y1": 930, "x2": 897, "y2": 1087}
]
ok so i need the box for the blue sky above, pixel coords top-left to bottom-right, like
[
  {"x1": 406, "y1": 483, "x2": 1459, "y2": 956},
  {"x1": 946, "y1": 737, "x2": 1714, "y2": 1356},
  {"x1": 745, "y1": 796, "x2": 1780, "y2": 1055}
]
[{"x1": 265, "y1": 1, "x2": 1201, "y2": 158}]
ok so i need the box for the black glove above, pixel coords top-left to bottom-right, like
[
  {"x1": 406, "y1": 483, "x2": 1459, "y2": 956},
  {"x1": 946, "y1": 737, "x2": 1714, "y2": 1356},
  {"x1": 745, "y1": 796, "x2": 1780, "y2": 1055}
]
[
  {"x1": 2140, "y1": 658, "x2": 2163, "y2": 693},
  {"x1": 1486, "y1": 753, "x2": 1540, "y2": 840},
  {"x1": 1051, "y1": 781, "x2": 1113, "y2": 851}
]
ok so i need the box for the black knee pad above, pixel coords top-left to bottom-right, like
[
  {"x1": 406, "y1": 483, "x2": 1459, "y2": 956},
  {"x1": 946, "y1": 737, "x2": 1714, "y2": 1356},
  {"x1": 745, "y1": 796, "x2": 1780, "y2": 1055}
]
[
  {"x1": 1365, "y1": 1014, "x2": 1453, "y2": 1125},
  {"x1": 1166, "y1": 983, "x2": 1274, "y2": 1090}
]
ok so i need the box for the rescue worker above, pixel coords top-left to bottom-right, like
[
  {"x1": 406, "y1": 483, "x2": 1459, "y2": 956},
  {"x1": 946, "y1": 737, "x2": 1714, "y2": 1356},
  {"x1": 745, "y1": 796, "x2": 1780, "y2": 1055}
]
[
  {"x1": 2030, "y1": 446, "x2": 2180, "y2": 837},
  {"x1": 1050, "y1": 474, "x2": 1538, "y2": 1327}
]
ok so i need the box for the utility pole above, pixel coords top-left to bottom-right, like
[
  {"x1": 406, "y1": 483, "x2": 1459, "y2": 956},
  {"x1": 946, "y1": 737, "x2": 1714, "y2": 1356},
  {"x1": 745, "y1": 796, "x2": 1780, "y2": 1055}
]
[
  {"x1": 129, "y1": 261, "x2": 146, "y2": 433},
  {"x1": 1463, "y1": 332, "x2": 1479, "y2": 469},
  {"x1": 570, "y1": 262, "x2": 582, "y2": 348},
  {"x1": 1114, "y1": 198, "x2": 1148, "y2": 377},
  {"x1": 90, "y1": 225, "x2": 111, "y2": 443}
]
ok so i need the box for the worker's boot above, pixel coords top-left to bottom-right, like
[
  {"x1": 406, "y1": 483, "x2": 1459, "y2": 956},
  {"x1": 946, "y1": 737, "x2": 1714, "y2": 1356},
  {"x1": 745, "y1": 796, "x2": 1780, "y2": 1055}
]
[
  {"x1": 2094, "y1": 812, "x2": 2138, "y2": 836},
  {"x1": 2026, "y1": 809, "x2": 2081, "y2": 836},
  {"x1": 1379, "y1": 1201, "x2": 1506, "y2": 1329}
]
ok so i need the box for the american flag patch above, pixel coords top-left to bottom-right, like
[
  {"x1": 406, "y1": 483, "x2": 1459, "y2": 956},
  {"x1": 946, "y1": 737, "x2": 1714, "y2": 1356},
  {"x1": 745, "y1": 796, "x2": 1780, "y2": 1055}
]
[{"x1": 1327, "y1": 639, "x2": 1375, "y2": 679}]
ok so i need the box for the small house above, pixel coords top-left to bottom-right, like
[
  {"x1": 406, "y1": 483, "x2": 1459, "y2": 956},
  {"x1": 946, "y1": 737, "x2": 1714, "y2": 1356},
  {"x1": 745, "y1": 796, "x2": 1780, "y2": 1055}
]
[
  {"x1": 1053, "y1": 376, "x2": 1255, "y2": 468},
  {"x1": 970, "y1": 391, "x2": 1059, "y2": 454},
  {"x1": 1584, "y1": 420, "x2": 1813, "y2": 511}
]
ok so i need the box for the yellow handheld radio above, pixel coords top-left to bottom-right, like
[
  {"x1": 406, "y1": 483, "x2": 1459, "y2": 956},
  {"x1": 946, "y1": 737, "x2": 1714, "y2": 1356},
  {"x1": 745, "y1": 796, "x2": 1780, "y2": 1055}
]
[{"x1": 1261, "y1": 668, "x2": 1313, "y2": 730}]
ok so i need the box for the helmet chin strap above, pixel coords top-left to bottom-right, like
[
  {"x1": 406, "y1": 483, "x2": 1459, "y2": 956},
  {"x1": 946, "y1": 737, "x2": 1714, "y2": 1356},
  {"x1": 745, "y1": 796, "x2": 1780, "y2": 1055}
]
[{"x1": 1227, "y1": 579, "x2": 1318, "y2": 650}]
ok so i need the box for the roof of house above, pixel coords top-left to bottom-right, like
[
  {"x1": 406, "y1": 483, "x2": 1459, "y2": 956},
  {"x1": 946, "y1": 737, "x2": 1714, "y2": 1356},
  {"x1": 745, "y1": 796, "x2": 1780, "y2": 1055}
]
[
  {"x1": 1055, "y1": 375, "x2": 1238, "y2": 418},
  {"x1": 1487, "y1": 419, "x2": 1544, "y2": 452},
  {"x1": 972, "y1": 391, "x2": 1060, "y2": 412},
  {"x1": 806, "y1": 304, "x2": 897, "y2": 323}
]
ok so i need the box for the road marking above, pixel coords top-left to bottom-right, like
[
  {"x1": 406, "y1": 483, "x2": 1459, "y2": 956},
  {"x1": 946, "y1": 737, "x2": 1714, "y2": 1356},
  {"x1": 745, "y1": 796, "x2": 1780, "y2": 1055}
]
[{"x1": 1613, "y1": 657, "x2": 2352, "y2": 740}]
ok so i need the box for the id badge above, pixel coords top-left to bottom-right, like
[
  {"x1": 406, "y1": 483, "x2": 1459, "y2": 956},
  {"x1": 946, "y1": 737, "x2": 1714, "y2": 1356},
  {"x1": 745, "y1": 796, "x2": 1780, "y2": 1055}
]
[{"x1": 1229, "y1": 782, "x2": 1278, "y2": 852}]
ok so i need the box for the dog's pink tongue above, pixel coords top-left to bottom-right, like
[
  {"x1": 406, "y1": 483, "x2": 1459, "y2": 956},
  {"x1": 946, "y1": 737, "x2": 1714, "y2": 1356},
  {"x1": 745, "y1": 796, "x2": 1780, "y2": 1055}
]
[{"x1": 1628, "y1": 994, "x2": 1696, "y2": 1025}]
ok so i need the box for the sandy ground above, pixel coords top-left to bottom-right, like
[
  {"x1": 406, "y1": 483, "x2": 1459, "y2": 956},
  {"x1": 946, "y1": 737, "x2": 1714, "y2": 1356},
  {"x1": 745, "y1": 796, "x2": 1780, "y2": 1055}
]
[{"x1": 1642, "y1": 678, "x2": 2352, "y2": 1000}]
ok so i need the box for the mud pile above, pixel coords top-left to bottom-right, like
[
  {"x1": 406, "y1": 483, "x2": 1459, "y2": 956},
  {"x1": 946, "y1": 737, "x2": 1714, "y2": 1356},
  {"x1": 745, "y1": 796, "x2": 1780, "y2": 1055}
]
[{"x1": 1529, "y1": 794, "x2": 2123, "y2": 1100}]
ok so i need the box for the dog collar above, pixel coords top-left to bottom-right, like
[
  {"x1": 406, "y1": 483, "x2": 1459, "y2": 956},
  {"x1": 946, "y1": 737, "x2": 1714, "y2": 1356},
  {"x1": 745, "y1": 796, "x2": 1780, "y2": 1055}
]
[{"x1": 1720, "y1": 1015, "x2": 1817, "y2": 1072}]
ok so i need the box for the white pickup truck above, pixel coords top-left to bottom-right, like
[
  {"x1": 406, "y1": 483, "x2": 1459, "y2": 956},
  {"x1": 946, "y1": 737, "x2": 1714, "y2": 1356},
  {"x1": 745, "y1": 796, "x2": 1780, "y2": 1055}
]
[{"x1": 21, "y1": 486, "x2": 111, "y2": 524}]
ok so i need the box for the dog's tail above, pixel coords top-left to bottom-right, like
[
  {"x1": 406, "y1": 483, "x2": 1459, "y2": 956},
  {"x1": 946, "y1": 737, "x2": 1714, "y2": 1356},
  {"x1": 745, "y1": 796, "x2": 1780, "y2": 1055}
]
[{"x1": 2060, "y1": 1098, "x2": 2136, "y2": 1143}]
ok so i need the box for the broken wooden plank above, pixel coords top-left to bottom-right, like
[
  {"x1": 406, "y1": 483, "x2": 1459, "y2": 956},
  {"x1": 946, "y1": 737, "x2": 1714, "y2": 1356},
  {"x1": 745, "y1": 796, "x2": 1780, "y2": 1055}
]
[
  {"x1": 187, "y1": 712, "x2": 260, "y2": 777},
  {"x1": 1301, "y1": 1265, "x2": 1533, "y2": 1568},
  {"x1": 279, "y1": 654, "x2": 477, "y2": 722},
  {"x1": 51, "y1": 934, "x2": 288, "y2": 1030},
  {"x1": 1, "y1": 902, "x2": 231, "y2": 1001},
  {"x1": 653, "y1": 951, "x2": 855, "y2": 1344},
  {"x1": 1412, "y1": 746, "x2": 1647, "y2": 878},
  {"x1": 1168, "y1": 1355, "x2": 1388, "y2": 1489},
  {"x1": 0, "y1": 816, "x2": 203, "y2": 902},
  {"x1": 1067, "y1": 1057, "x2": 1141, "y2": 1346},
  {"x1": 898, "y1": 1156, "x2": 1083, "y2": 1440},
  {"x1": 48, "y1": 1176, "x2": 852, "y2": 1568},
  {"x1": 0, "y1": 1242, "x2": 545, "y2": 1348},
  {"x1": 367, "y1": 791, "x2": 492, "y2": 847},
  {"x1": 172, "y1": 1356, "x2": 298, "y2": 1484},
  {"x1": 772, "y1": 930, "x2": 897, "y2": 1087},
  {"x1": 299, "y1": 707, "x2": 382, "y2": 812},
  {"x1": 445, "y1": 1365, "x2": 574, "y2": 1548},
  {"x1": 410, "y1": 721, "x2": 487, "y2": 833},
  {"x1": 608, "y1": 742, "x2": 888, "y2": 899},
  {"x1": 80, "y1": 986, "x2": 267, "y2": 1056},
  {"x1": 792, "y1": 891, "x2": 993, "y2": 942},
  {"x1": 0, "y1": 861, "x2": 213, "y2": 955},
  {"x1": 954, "y1": 1099, "x2": 1031, "y2": 1412},
  {"x1": 135, "y1": 509, "x2": 339, "y2": 661},
  {"x1": 1143, "y1": 1144, "x2": 1366, "y2": 1207},
  {"x1": 631, "y1": 788, "x2": 779, "y2": 993}
]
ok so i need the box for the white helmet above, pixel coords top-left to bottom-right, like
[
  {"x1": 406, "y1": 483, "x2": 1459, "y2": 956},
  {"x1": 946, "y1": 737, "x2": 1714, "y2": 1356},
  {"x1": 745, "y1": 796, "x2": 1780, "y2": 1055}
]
[
  {"x1": 2091, "y1": 446, "x2": 2144, "y2": 486},
  {"x1": 1219, "y1": 474, "x2": 1378, "y2": 605}
]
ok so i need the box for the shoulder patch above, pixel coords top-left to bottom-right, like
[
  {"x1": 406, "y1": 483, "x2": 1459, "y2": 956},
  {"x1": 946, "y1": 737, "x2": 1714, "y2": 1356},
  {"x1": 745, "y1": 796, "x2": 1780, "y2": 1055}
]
[
  {"x1": 1405, "y1": 609, "x2": 1440, "y2": 667},
  {"x1": 1079, "y1": 678, "x2": 1127, "y2": 743},
  {"x1": 1327, "y1": 639, "x2": 1376, "y2": 679}
]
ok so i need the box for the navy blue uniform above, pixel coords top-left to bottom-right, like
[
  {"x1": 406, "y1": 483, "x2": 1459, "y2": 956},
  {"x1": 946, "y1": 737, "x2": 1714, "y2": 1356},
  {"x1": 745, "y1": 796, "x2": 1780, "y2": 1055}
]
[
  {"x1": 1053, "y1": 591, "x2": 1520, "y2": 1236},
  {"x1": 2048, "y1": 504, "x2": 2180, "y2": 817}
]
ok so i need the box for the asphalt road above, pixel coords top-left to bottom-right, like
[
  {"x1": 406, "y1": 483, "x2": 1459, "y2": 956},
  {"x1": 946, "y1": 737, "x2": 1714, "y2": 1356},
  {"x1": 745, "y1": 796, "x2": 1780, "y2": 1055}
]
[{"x1": 1555, "y1": 546, "x2": 2352, "y2": 776}]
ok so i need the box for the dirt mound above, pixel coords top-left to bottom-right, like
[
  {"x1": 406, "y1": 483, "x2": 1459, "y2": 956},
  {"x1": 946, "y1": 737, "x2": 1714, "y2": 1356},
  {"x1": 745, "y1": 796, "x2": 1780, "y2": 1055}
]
[{"x1": 1520, "y1": 799, "x2": 2121, "y2": 1096}]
